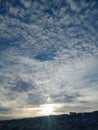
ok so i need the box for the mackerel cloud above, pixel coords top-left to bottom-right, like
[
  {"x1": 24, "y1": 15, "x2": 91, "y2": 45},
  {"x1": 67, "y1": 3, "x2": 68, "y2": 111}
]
[{"x1": 0, "y1": 0, "x2": 98, "y2": 119}]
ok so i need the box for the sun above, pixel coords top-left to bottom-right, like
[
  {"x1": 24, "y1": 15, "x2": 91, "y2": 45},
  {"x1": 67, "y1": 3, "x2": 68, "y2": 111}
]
[{"x1": 43, "y1": 104, "x2": 54, "y2": 115}]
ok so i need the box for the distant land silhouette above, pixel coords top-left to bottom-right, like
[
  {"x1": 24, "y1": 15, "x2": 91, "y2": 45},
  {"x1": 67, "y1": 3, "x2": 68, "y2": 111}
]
[{"x1": 0, "y1": 111, "x2": 98, "y2": 130}]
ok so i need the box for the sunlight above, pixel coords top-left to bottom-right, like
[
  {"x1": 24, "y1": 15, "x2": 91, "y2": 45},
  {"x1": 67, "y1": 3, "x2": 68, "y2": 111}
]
[{"x1": 43, "y1": 104, "x2": 54, "y2": 115}]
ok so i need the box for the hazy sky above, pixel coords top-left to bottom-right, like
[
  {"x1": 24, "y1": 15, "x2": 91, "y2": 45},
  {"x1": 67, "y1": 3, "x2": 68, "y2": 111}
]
[{"x1": 0, "y1": 0, "x2": 98, "y2": 120}]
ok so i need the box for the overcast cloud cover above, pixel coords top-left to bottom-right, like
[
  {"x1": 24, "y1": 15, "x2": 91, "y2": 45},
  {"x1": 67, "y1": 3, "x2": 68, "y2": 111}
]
[{"x1": 0, "y1": 0, "x2": 98, "y2": 120}]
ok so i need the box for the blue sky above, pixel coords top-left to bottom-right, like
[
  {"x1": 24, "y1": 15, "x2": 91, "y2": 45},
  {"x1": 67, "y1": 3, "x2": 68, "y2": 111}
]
[{"x1": 0, "y1": 0, "x2": 98, "y2": 120}]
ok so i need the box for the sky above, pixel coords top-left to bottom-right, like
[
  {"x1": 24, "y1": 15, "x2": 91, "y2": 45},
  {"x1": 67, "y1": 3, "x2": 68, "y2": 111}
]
[{"x1": 0, "y1": 0, "x2": 98, "y2": 120}]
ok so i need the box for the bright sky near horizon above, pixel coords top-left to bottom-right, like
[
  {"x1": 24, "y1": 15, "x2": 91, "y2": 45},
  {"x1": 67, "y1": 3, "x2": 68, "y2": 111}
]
[{"x1": 0, "y1": 0, "x2": 98, "y2": 120}]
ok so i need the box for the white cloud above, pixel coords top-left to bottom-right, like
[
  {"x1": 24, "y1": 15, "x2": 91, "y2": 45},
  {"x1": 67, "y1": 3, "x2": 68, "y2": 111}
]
[
  {"x1": 21, "y1": 0, "x2": 32, "y2": 8},
  {"x1": 66, "y1": 0, "x2": 80, "y2": 11}
]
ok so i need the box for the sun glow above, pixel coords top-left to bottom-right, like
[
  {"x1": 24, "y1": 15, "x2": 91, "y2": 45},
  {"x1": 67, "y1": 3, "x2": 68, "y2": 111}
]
[{"x1": 43, "y1": 104, "x2": 54, "y2": 115}]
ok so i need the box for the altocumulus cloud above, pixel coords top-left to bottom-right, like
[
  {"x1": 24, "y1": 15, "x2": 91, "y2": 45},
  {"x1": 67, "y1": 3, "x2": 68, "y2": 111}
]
[{"x1": 0, "y1": 0, "x2": 98, "y2": 119}]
